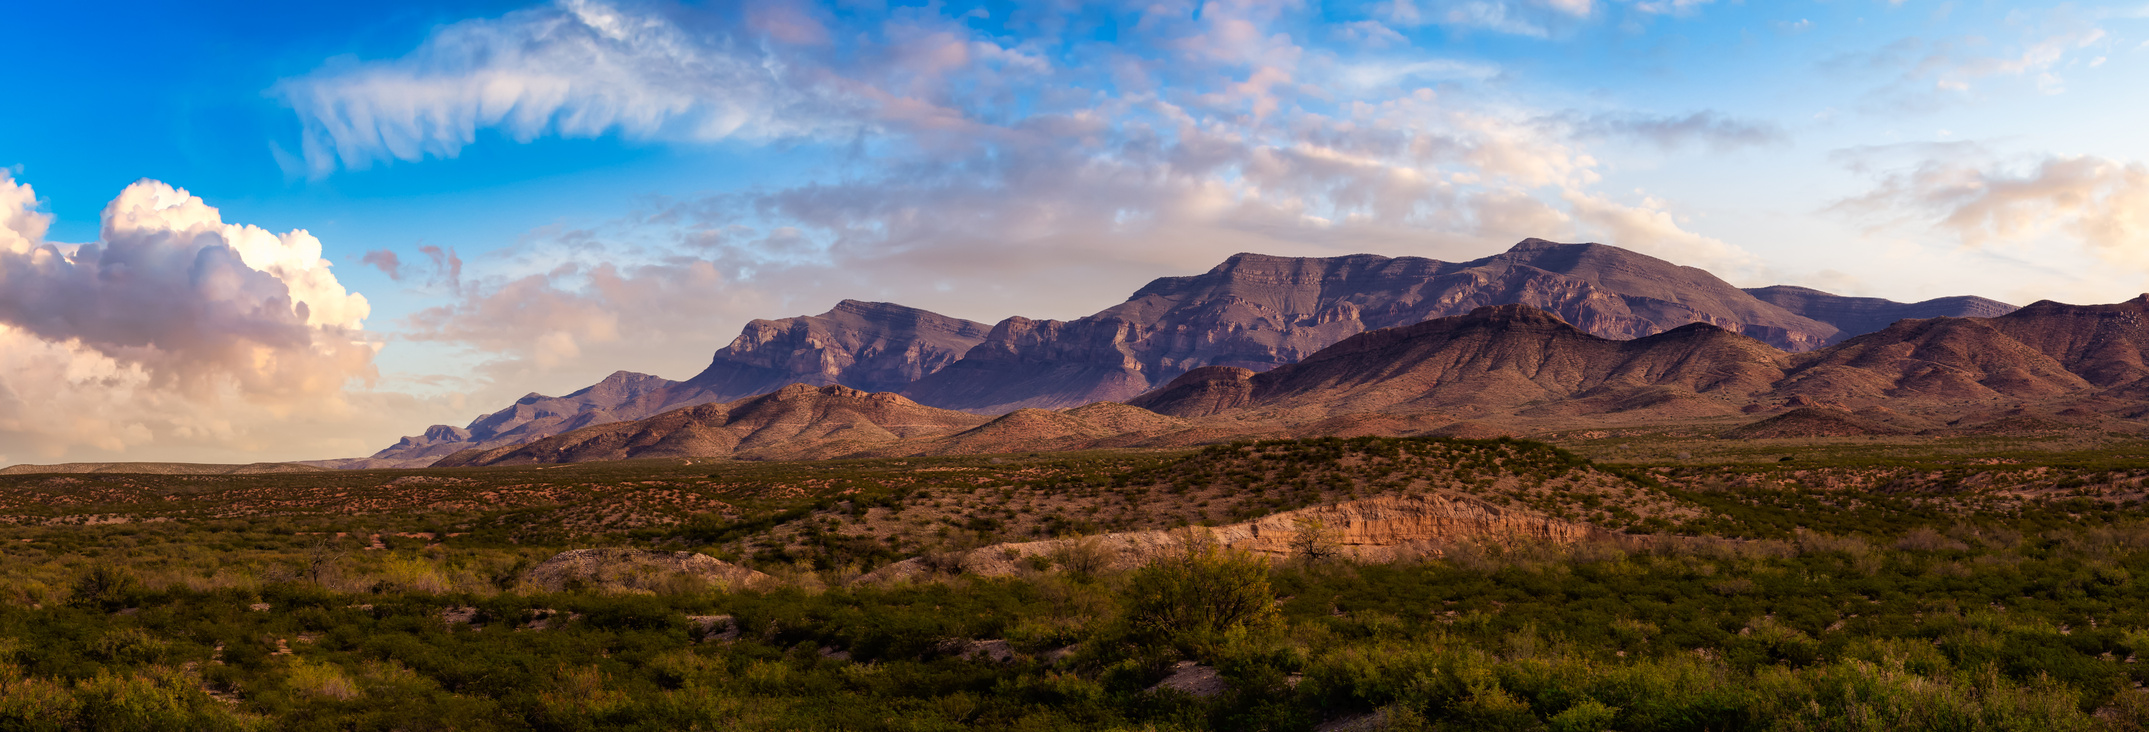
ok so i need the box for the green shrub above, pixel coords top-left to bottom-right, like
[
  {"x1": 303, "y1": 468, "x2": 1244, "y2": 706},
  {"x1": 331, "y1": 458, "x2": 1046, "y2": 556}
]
[{"x1": 1120, "y1": 533, "x2": 1278, "y2": 646}]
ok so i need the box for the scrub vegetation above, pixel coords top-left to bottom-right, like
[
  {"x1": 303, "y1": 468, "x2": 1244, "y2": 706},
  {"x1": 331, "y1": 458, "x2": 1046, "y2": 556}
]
[{"x1": 5, "y1": 436, "x2": 2149, "y2": 730}]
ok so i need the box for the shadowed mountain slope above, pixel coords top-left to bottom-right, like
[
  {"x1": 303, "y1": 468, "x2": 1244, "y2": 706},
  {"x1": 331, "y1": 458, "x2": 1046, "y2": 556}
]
[
  {"x1": 1985, "y1": 295, "x2": 2149, "y2": 390},
  {"x1": 882, "y1": 401, "x2": 1193, "y2": 456},
  {"x1": 1133, "y1": 297, "x2": 2149, "y2": 432},
  {"x1": 431, "y1": 384, "x2": 990, "y2": 466},
  {"x1": 1131, "y1": 304, "x2": 1788, "y2": 420},
  {"x1": 1721, "y1": 407, "x2": 1910, "y2": 439},
  {"x1": 1773, "y1": 317, "x2": 2091, "y2": 406}
]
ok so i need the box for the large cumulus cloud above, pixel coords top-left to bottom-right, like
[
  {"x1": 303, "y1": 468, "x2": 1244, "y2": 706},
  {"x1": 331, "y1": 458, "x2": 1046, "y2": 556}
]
[{"x1": 0, "y1": 173, "x2": 400, "y2": 462}]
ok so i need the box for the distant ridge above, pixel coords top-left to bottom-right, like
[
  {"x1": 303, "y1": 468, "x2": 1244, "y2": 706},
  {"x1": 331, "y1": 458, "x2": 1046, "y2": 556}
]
[
  {"x1": 1745, "y1": 285, "x2": 2017, "y2": 345},
  {"x1": 434, "y1": 293, "x2": 2149, "y2": 467},
  {"x1": 0, "y1": 462, "x2": 327, "y2": 476}
]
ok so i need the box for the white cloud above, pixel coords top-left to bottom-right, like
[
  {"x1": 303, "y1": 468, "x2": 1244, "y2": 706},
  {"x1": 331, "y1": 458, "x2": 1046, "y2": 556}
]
[
  {"x1": 0, "y1": 176, "x2": 372, "y2": 397},
  {"x1": 1632, "y1": 0, "x2": 1712, "y2": 17},
  {"x1": 1335, "y1": 20, "x2": 1410, "y2": 48},
  {"x1": 1839, "y1": 16, "x2": 2112, "y2": 110},
  {"x1": 278, "y1": 0, "x2": 863, "y2": 176},
  {"x1": 1558, "y1": 110, "x2": 1788, "y2": 152},
  {"x1": 1382, "y1": 0, "x2": 1596, "y2": 37},
  {"x1": 1565, "y1": 190, "x2": 1762, "y2": 278},
  {"x1": 0, "y1": 173, "x2": 413, "y2": 463},
  {"x1": 1331, "y1": 58, "x2": 1502, "y2": 91},
  {"x1": 1835, "y1": 148, "x2": 2149, "y2": 271}
]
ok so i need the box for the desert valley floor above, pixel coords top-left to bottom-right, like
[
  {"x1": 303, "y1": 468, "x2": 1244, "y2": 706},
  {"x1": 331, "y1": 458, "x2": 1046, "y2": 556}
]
[{"x1": 7, "y1": 428, "x2": 2149, "y2": 730}]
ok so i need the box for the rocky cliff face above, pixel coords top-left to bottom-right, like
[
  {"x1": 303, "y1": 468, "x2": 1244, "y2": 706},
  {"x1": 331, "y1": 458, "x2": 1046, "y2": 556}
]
[
  {"x1": 904, "y1": 239, "x2": 1838, "y2": 413},
  {"x1": 525, "y1": 548, "x2": 771, "y2": 593},
  {"x1": 685, "y1": 299, "x2": 991, "y2": 396},
  {"x1": 1745, "y1": 285, "x2": 2016, "y2": 345},
  {"x1": 858, "y1": 493, "x2": 1622, "y2": 583}
]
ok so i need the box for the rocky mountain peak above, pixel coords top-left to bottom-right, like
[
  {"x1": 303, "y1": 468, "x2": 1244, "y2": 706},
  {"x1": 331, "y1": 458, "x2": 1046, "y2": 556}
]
[
  {"x1": 421, "y1": 425, "x2": 471, "y2": 442},
  {"x1": 1505, "y1": 237, "x2": 1567, "y2": 251},
  {"x1": 568, "y1": 371, "x2": 676, "y2": 401},
  {"x1": 905, "y1": 239, "x2": 1839, "y2": 413},
  {"x1": 686, "y1": 300, "x2": 991, "y2": 397}
]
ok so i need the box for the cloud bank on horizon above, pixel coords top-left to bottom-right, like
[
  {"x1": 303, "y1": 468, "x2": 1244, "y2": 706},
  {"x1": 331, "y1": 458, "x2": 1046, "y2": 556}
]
[
  {"x1": 3, "y1": 0, "x2": 2147, "y2": 463},
  {"x1": 0, "y1": 174, "x2": 404, "y2": 462}
]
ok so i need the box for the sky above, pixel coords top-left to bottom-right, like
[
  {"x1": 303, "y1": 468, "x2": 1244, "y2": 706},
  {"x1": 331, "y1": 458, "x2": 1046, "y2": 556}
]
[{"x1": 3, "y1": 0, "x2": 2148, "y2": 465}]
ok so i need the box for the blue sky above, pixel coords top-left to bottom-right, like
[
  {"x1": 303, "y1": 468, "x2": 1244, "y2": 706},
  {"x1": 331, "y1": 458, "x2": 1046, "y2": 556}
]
[{"x1": 4, "y1": 0, "x2": 2148, "y2": 463}]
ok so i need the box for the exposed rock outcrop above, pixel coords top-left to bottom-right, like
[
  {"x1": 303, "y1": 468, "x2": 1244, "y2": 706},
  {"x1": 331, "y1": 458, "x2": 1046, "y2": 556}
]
[
  {"x1": 856, "y1": 493, "x2": 1617, "y2": 584},
  {"x1": 1126, "y1": 366, "x2": 1257, "y2": 418},
  {"x1": 525, "y1": 548, "x2": 771, "y2": 593}
]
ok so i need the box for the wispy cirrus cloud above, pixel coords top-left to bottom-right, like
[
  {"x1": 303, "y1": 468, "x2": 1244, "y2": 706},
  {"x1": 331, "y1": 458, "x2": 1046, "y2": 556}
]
[
  {"x1": 1828, "y1": 9, "x2": 2116, "y2": 112},
  {"x1": 1380, "y1": 0, "x2": 1596, "y2": 37},
  {"x1": 1559, "y1": 110, "x2": 1788, "y2": 152},
  {"x1": 277, "y1": 0, "x2": 867, "y2": 177}
]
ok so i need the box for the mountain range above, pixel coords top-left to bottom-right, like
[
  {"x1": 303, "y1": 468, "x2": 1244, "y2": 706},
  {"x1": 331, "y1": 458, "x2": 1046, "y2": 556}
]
[
  {"x1": 431, "y1": 294, "x2": 2149, "y2": 468},
  {"x1": 356, "y1": 238, "x2": 2019, "y2": 467}
]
